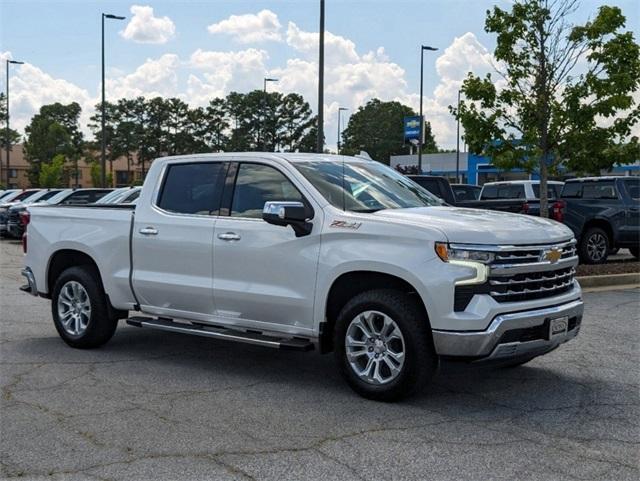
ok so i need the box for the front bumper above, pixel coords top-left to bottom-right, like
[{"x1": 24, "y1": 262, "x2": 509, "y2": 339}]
[{"x1": 432, "y1": 298, "x2": 583, "y2": 361}]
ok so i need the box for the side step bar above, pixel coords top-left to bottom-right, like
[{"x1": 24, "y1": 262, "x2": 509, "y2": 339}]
[{"x1": 126, "y1": 317, "x2": 314, "y2": 352}]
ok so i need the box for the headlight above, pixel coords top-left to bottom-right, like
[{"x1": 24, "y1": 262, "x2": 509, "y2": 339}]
[{"x1": 435, "y1": 242, "x2": 492, "y2": 285}]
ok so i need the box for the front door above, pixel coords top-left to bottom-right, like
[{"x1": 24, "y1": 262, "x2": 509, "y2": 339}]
[
  {"x1": 212, "y1": 161, "x2": 321, "y2": 334},
  {"x1": 132, "y1": 161, "x2": 227, "y2": 321}
]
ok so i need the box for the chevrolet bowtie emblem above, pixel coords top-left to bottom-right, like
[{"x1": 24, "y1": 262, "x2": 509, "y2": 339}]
[{"x1": 544, "y1": 249, "x2": 562, "y2": 263}]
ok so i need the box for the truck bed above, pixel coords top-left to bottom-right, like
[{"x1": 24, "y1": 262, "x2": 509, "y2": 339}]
[{"x1": 26, "y1": 204, "x2": 136, "y2": 308}]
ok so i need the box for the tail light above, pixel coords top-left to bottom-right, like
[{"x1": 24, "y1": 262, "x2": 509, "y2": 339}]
[
  {"x1": 521, "y1": 202, "x2": 530, "y2": 214},
  {"x1": 551, "y1": 200, "x2": 566, "y2": 222},
  {"x1": 20, "y1": 211, "x2": 30, "y2": 254}
]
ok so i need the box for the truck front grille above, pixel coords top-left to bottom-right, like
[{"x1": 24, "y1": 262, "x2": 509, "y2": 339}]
[{"x1": 453, "y1": 240, "x2": 579, "y2": 311}]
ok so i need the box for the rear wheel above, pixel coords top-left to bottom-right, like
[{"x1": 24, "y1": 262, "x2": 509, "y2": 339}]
[
  {"x1": 51, "y1": 266, "x2": 118, "y2": 349},
  {"x1": 334, "y1": 289, "x2": 438, "y2": 402},
  {"x1": 579, "y1": 227, "x2": 610, "y2": 264}
]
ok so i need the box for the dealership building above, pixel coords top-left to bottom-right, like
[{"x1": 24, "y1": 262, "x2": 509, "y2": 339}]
[{"x1": 390, "y1": 152, "x2": 640, "y2": 185}]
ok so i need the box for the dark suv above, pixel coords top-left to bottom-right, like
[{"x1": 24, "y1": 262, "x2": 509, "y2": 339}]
[{"x1": 559, "y1": 176, "x2": 639, "y2": 264}]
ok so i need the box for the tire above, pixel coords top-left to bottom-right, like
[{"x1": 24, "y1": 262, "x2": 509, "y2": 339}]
[
  {"x1": 630, "y1": 246, "x2": 639, "y2": 259},
  {"x1": 579, "y1": 227, "x2": 610, "y2": 264},
  {"x1": 334, "y1": 289, "x2": 438, "y2": 402},
  {"x1": 51, "y1": 266, "x2": 118, "y2": 349}
]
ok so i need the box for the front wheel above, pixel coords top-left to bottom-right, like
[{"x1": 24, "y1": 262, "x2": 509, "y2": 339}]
[
  {"x1": 51, "y1": 266, "x2": 118, "y2": 349},
  {"x1": 334, "y1": 289, "x2": 438, "y2": 402}
]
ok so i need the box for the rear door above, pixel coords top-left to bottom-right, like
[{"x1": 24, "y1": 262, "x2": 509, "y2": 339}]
[
  {"x1": 132, "y1": 161, "x2": 227, "y2": 321},
  {"x1": 212, "y1": 161, "x2": 321, "y2": 332},
  {"x1": 620, "y1": 178, "x2": 640, "y2": 244}
]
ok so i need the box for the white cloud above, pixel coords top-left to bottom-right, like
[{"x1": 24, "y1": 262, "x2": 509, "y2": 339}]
[
  {"x1": 208, "y1": 10, "x2": 282, "y2": 44},
  {"x1": 106, "y1": 54, "x2": 181, "y2": 99},
  {"x1": 286, "y1": 22, "x2": 359, "y2": 64},
  {"x1": 188, "y1": 48, "x2": 269, "y2": 102},
  {"x1": 1, "y1": 52, "x2": 94, "y2": 138},
  {"x1": 121, "y1": 5, "x2": 176, "y2": 44}
]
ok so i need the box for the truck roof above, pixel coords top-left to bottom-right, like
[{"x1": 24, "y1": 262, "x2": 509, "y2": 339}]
[
  {"x1": 482, "y1": 180, "x2": 564, "y2": 186},
  {"x1": 153, "y1": 152, "x2": 372, "y2": 166},
  {"x1": 564, "y1": 176, "x2": 631, "y2": 182}
]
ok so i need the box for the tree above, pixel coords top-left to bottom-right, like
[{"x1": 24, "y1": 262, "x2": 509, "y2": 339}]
[
  {"x1": 23, "y1": 102, "x2": 84, "y2": 186},
  {"x1": 38, "y1": 154, "x2": 66, "y2": 187},
  {"x1": 0, "y1": 92, "x2": 21, "y2": 150},
  {"x1": 341, "y1": 99, "x2": 438, "y2": 164},
  {"x1": 89, "y1": 161, "x2": 112, "y2": 187},
  {"x1": 452, "y1": 1, "x2": 640, "y2": 216}
]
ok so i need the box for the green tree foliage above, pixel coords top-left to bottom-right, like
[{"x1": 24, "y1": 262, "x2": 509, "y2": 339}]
[
  {"x1": 0, "y1": 92, "x2": 21, "y2": 149},
  {"x1": 340, "y1": 99, "x2": 439, "y2": 164},
  {"x1": 38, "y1": 154, "x2": 66, "y2": 187},
  {"x1": 452, "y1": 0, "x2": 640, "y2": 216},
  {"x1": 23, "y1": 102, "x2": 84, "y2": 186},
  {"x1": 89, "y1": 161, "x2": 112, "y2": 187}
]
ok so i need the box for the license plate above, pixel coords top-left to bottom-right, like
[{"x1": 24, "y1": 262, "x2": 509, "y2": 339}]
[{"x1": 549, "y1": 316, "x2": 569, "y2": 338}]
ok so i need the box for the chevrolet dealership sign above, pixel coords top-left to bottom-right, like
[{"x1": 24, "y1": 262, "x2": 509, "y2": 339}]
[{"x1": 404, "y1": 116, "x2": 422, "y2": 142}]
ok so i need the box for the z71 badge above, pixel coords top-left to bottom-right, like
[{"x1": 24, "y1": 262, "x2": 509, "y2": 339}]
[{"x1": 330, "y1": 220, "x2": 362, "y2": 230}]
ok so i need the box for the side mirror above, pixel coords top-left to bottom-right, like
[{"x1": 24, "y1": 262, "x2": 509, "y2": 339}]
[{"x1": 263, "y1": 201, "x2": 312, "y2": 237}]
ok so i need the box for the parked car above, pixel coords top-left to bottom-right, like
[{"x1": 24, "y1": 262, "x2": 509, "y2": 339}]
[
  {"x1": 407, "y1": 176, "x2": 563, "y2": 217},
  {"x1": 4, "y1": 189, "x2": 64, "y2": 239},
  {"x1": 451, "y1": 183, "x2": 481, "y2": 201},
  {"x1": 96, "y1": 186, "x2": 141, "y2": 205},
  {"x1": 0, "y1": 190, "x2": 42, "y2": 237},
  {"x1": 21, "y1": 153, "x2": 582, "y2": 401},
  {"x1": 558, "y1": 176, "x2": 639, "y2": 264},
  {"x1": 5, "y1": 189, "x2": 113, "y2": 239}
]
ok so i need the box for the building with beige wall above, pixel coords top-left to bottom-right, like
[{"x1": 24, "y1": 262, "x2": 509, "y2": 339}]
[{"x1": 1, "y1": 144, "x2": 147, "y2": 189}]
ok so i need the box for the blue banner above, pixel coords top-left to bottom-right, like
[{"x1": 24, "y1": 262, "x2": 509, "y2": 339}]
[{"x1": 403, "y1": 116, "x2": 422, "y2": 142}]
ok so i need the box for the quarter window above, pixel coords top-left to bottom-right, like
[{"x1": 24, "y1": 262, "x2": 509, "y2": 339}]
[
  {"x1": 231, "y1": 163, "x2": 303, "y2": 219},
  {"x1": 157, "y1": 162, "x2": 226, "y2": 215}
]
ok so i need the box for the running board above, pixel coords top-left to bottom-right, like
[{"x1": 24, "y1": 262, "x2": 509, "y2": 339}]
[{"x1": 125, "y1": 317, "x2": 314, "y2": 351}]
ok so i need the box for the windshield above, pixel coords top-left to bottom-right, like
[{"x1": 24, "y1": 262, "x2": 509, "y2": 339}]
[
  {"x1": 294, "y1": 160, "x2": 442, "y2": 212},
  {"x1": 34, "y1": 190, "x2": 62, "y2": 202},
  {"x1": 8, "y1": 190, "x2": 40, "y2": 202},
  {"x1": 45, "y1": 190, "x2": 72, "y2": 204}
]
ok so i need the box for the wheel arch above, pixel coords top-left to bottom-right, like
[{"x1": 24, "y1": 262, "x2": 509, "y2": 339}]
[
  {"x1": 582, "y1": 218, "x2": 614, "y2": 244},
  {"x1": 320, "y1": 270, "x2": 431, "y2": 354}
]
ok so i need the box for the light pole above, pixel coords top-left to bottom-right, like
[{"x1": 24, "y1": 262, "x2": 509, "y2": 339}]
[
  {"x1": 101, "y1": 13, "x2": 126, "y2": 188},
  {"x1": 418, "y1": 45, "x2": 438, "y2": 174},
  {"x1": 5, "y1": 59, "x2": 24, "y2": 188},
  {"x1": 456, "y1": 89, "x2": 461, "y2": 183},
  {"x1": 317, "y1": 0, "x2": 325, "y2": 153},
  {"x1": 336, "y1": 107, "x2": 348, "y2": 154},
  {"x1": 262, "y1": 77, "x2": 278, "y2": 151}
]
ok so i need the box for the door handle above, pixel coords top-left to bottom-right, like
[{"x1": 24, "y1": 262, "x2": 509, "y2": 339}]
[
  {"x1": 139, "y1": 227, "x2": 158, "y2": 236},
  {"x1": 217, "y1": 232, "x2": 241, "y2": 241}
]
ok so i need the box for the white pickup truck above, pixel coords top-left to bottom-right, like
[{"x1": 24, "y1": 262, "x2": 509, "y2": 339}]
[{"x1": 21, "y1": 153, "x2": 583, "y2": 401}]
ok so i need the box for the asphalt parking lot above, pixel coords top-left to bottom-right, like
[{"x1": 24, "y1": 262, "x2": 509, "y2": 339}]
[{"x1": 1, "y1": 240, "x2": 639, "y2": 481}]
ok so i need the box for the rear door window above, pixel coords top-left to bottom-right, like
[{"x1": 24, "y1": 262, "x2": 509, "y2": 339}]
[
  {"x1": 582, "y1": 181, "x2": 618, "y2": 199},
  {"x1": 157, "y1": 162, "x2": 227, "y2": 215},
  {"x1": 481, "y1": 185, "x2": 498, "y2": 199},
  {"x1": 622, "y1": 178, "x2": 640, "y2": 201}
]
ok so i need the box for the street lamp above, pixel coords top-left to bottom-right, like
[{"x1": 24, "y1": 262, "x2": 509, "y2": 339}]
[
  {"x1": 5, "y1": 59, "x2": 24, "y2": 188},
  {"x1": 101, "y1": 13, "x2": 126, "y2": 188},
  {"x1": 262, "y1": 77, "x2": 278, "y2": 151},
  {"x1": 456, "y1": 89, "x2": 461, "y2": 183},
  {"x1": 317, "y1": 0, "x2": 325, "y2": 153},
  {"x1": 418, "y1": 45, "x2": 438, "y2": 174},
  {"x1": 337, "y1": 107, "x2": 348, "y2": 154}
]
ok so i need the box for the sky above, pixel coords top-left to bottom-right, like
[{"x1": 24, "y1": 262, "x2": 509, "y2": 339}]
[{"x1": 1, "y1": 0, "x2": 639, "y2": 151}]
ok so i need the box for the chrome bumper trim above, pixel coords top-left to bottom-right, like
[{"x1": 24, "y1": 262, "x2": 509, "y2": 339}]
[
  {"x1": 432, "y1": 299, "x2": 583, "y2": 359},
  {"x1": 20, "y1": 267, "x2": 38, "y2": 296}
]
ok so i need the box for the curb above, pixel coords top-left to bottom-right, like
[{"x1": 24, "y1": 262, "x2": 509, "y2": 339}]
[{"x1": 576, "y1": 272, "x2": 640, "y2": 288}]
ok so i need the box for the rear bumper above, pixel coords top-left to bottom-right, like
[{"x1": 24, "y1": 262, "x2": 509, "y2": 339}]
[
  {"x1": 432, "y1": 298, "x2": 583, "y2": 361},
  {"x1": 20, "y1": 267, "x2": 38, "y2": 296}
]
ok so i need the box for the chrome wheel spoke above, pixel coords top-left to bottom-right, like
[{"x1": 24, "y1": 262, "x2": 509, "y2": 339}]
[
  {"x1": 57, "y1": 281, "x2": 91, "y2": 337},
  {"x1": 345, "y1": 310, "x2": 405, "y2": 385}
]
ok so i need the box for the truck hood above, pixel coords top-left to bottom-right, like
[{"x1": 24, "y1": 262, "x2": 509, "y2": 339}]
[{"x1": 372, "y1": 206, "x2": 573, "y2": 245}]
